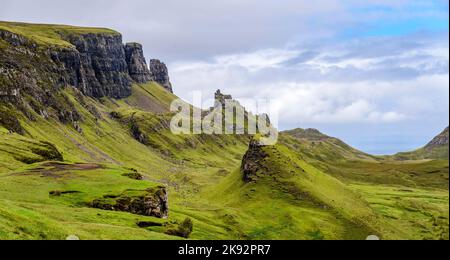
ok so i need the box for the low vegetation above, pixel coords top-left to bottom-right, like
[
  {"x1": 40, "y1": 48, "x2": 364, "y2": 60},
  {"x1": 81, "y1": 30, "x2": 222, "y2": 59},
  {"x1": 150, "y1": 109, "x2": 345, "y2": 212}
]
[{"x1": 1, "y1": 22, "x2": 448, "y2": 240}]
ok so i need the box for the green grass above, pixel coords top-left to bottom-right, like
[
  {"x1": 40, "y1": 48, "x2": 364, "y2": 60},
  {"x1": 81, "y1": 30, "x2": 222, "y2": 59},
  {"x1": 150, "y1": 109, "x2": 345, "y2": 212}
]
[
  {"x1": 1, "y1": 76, "x2": 448, "y2": 239},
  {"x1": 349, "y1": 184, "x2": 448, "y2": 240},
  {"x1": 0, "y1": 21, "x2": 119, "y2": 48},
  {"x1": 0, "y1": 162, "x2": 179, "y2": 240},
  {"x1": 280, "y1": 130, "x2": 377, "y2": 163},
  {"x1": 391, "y1": 146, "x2": 449, "y2": 161},
  {"x1": 280, "y1": 131, "x2": 449, "y2": 189}
]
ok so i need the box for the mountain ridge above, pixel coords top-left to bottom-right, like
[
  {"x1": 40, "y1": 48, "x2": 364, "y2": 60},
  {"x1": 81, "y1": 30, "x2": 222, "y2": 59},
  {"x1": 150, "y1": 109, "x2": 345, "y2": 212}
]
[{"x1": 1, "y1": 21, "x2": 448, "y2": 240}]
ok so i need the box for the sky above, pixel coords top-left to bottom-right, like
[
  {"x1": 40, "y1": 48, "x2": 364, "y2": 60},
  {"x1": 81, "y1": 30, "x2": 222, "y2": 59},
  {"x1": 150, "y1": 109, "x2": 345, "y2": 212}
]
[{"x1": 1, "y1": 0, "x2": 449, "y2": 154}]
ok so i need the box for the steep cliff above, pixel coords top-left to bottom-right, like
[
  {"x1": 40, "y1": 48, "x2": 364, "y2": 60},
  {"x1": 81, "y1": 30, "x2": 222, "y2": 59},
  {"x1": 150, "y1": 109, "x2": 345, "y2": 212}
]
[
  {"x1": 124, "y1": 42, "x2": 152, "y2": 83},
  {"x1": 149, "y1": 59, "x2": 173, "y2": 93},
  {"x1": 0, "y1": 21, "x2": 165, "y2": 132},
  {"x1": 55, "y1": 32, "x2": 133, "y2": 98},
  {"x1": 0, "y1": 27, "x2": 82, "y2": 130}
]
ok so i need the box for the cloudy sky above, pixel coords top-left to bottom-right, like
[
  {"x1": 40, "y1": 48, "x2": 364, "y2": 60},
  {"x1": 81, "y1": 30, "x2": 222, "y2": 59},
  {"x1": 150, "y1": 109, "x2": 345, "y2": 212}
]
[{"x1": 1, "y1": 0, "x2": 448, "y2": 154}]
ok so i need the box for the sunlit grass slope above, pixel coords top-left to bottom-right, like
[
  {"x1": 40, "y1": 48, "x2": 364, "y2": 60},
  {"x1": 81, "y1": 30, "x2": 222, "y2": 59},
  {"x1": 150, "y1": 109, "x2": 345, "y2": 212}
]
[
  {"x1": 1, "y1": 81, "x2": 448, "y2": 240},
  {"x1": 0, "y1": 21, "x2": 119, "y2": 48}
]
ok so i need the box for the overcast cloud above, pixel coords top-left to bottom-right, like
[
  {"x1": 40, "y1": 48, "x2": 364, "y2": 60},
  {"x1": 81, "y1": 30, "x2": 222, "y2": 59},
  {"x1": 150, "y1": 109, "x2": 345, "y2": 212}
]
[{"x1": 1, "y1": 0, "x2": 448, "y2": 154}]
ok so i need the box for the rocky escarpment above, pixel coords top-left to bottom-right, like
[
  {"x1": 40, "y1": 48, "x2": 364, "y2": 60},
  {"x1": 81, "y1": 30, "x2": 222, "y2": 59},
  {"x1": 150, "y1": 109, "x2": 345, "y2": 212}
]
[
  {"x1": 1, "y1": 22, "x2": 172, "y2": 133},
  {"x1": 425, "y1": 127, "x2": 449, "y2": 151},
  {"x1": 53, "y1": 33, "x2": 133, "y2": 98},
  {"x1": 124, "y1": 42, "x2": 152, "y2": 83},
  {"x1": 0, "y1": 29, "x2": 82, "y2": 130},
  {"x1": 92, "y1": 186, "x2": 169, "y2": 218},
  {"x1": 149, "y1": 59, "x2": 173, "y2": 93},
  {"x1": 241, "y1": 139, "x2": 268, "y2": 183}
]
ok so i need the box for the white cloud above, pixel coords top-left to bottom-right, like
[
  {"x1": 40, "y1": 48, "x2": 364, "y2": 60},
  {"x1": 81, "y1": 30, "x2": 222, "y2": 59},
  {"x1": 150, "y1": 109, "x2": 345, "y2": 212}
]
[
  {"x1": 1, "y1": 0, "x2": 448, "y2": 154},
  {"x1": 171, "y1": 34, "x2": 448, "y2": 129},
  {"x1": 215, "y1": 49, "x2": 301, "y2": 71}
]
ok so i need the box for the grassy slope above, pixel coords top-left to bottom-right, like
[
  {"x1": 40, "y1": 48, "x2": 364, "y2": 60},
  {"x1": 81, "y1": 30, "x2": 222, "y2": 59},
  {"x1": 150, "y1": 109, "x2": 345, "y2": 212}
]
[
  {"x1": 0, "y1": 21, "x2": 448, "y2": 240},
  {"x1": 1, "y1": 82, "x2": 448, "y2": 240},
  {"x1": 392, "y1": 146, "x2": 449, "y2": 161},
  {"x1": 280, "y1": 129, "x2": 377, "y2": 162},
  {"x1": 0, "y1": 21, "x2": 119, "y2": 48},
  {"x1": 279, "y1": 130, "x2": 449, "y2": 239},
  {"x1": 0, "y1": 82, "x2": 252, "y2": 240},
  {"x1": 280, "y1": 130, "x2": 449, "y2": 189}
]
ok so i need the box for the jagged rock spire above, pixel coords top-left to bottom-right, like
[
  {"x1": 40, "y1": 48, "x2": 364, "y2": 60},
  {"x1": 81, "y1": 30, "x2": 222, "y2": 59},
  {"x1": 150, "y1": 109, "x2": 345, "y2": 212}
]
[{"x1": 149, "y1": 59, "x2": 173, "y2": 93}]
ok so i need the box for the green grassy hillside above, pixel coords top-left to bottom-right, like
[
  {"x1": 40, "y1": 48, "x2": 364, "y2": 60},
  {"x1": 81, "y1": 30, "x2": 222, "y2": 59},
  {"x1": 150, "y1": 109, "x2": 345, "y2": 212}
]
[
  {"x1": 278, "y1": 130, "x2": 448, "y2": 239},
  {"x1": 0, "y1": 81, "x2": 252, "y2": 240},
  {"x1": 1, "y1": 21, "x2": 448, "y2": 240},
  {"x1": 1, "y1": 81, "x2": 448, "y2": 240},
  {"x1": 281, "y1": 128, "x2": 377, "y2": 162},
  {"x1": 0, "y1": 21, "x2": 119, "y2": 48}
]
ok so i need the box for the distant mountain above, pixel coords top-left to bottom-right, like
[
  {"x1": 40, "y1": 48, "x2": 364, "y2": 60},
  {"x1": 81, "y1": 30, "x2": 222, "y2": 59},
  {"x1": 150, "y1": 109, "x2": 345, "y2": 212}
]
[
  {"x1": 393, "y1": 127, "x2": 449, "y2": 160},
  {"x1": 280, "y1": 128, "x2": 377, "y2": 162}
]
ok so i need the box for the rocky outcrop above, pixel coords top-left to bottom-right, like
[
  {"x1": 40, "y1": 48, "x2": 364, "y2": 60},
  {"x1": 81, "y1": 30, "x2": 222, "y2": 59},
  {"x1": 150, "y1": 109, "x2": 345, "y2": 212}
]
[
  {"x1": 425, "y1": 127, "x2": 449, "y2": 151},
  {"x1": 149, "y1": 59, "x2": 173, "y2": 93},
  {"x1": 124, "y1": 43, "x2": 152, "y2": 83},
  {"x1": 1, "y1": 22, "x2": 175, "y2": 133},
  {"x1": 241, "y1": 139, "x2": 268, "y2": 183},
  {"x1": 53, "y1": 33, "x2": 132, "y2": 98},
  {"x1": 214, "y1": 89, "x2": 233, "y2": 109},
  {"x1": 1, "y1": 29, "x2": 82, "y2": 128},
  {"x1": 1, "y1": 28, "x2": 159, "y2": 102},
  {"x1": 92, "y1": 186, "x2": 169, "y2": 218}
]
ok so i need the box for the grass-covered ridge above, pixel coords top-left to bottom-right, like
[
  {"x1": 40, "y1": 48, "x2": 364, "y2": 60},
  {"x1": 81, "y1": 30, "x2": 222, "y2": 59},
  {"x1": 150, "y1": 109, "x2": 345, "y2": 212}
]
[
  {"x1": 1, "y1": 21, "x2": 448, "y2": 240},
  {"x1": 0, "y1": 21, "x2": 120, "y2": 48},
  {"x1": 0, "y1": 81, "x2": 448, "y2": 240}
]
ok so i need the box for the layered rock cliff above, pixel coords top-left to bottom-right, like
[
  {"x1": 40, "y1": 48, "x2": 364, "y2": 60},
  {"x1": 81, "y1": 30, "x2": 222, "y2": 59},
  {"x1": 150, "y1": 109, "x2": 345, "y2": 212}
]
[
  {"x1": 54, "y1": 33, "x2": 133, "y2": 98},
  {"x1": 0, "y1": 22, "x2": 173, "y2": 132},
  {"x1": 149, "y1": 59, "x2": 173, "y2": 93},
  {"x1": 124, "y1": 42, "x2": 152, "y2": 83}
]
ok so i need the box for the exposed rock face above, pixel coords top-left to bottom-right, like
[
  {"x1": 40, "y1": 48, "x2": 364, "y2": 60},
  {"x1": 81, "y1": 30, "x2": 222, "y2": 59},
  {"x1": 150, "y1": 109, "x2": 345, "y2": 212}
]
[
  {"x1": 425, "y1": 127, "x2": 449, "y2": 151},
  {"x1": 149, "y1": 59, "x2": 173, "y2": 93},
  {"x1": 53, "y1": 33, "x2": 132, "y2": 98},
  {"x1": 92, "y1": 186, "x2": 169, "y2": 218},
  {"x1": 124, "y1": 43, "x2": 152, "y2": 83},
  {"x1": 1, "y1": 25, "x2": 170, "y2": 132},
  {"x1": 241, "y1": 139, "x2": 268, "y2": 183},
  {"x1": 0, "y1": 29, "x2": 82, "y2": 128}
]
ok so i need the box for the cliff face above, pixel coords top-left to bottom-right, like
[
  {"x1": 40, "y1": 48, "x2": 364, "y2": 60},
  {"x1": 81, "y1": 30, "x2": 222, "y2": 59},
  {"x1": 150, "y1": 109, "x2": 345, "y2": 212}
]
[
  {"x1": 149, "y1": 59, "x2": 173, "y2": 93},
  {"x1": 54, "y1": 33, "x2": 133, "y2": 98},
  {"x1": 1, "y1": 22, "x2": 173, "y2": 133},
  {"x1": 0, "y1": 29, "x2": 82, "y2": 129},
  {"x1": 125, "y1": 43, "x2": 152, "y2": 83}
]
